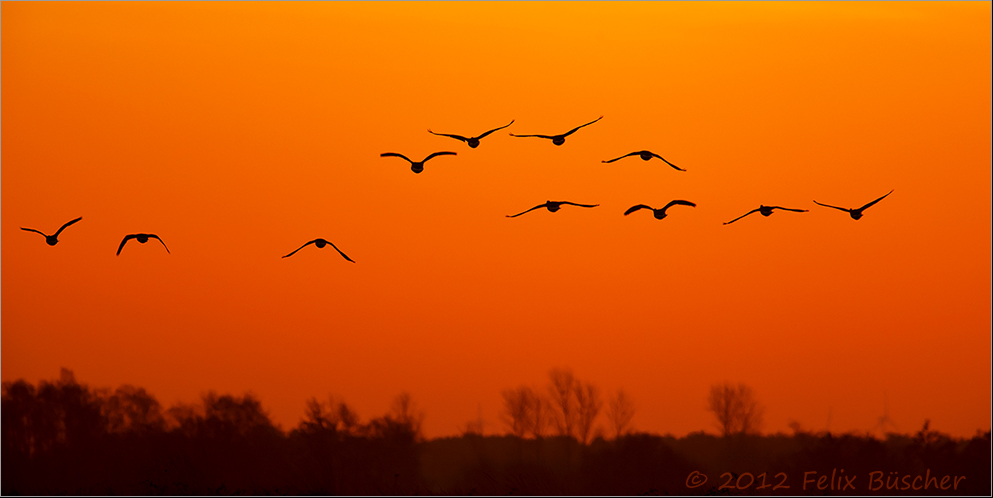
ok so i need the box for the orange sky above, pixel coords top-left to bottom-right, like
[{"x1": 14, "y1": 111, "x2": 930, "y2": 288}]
[{"x1": 3, "y1": 2, "x2": 991, "y2": 440}]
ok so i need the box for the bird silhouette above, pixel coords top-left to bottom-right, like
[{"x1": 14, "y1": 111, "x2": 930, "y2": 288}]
[
  {"x1": 603, "y1": 150, "x2": 685, "y2": 171},
  {"x1": 814, "y1": 189, "x2": 893, "y2": 220},
  {"x1": 624, "y1": 200, "x2": 696, "y2": 219},
  {"x1": 509, "y1": 116, "x2": 603, "y2": 146},
  {"x1": 506, "y1": 200, "x2": 599, "y2": 218},
  {"x1": 380, "y1": 151, "x2": 457, "y2": 174},
  {"x1": 21, "y1": 216, "x2": 82, "y2": 246},
  {"x1": 117, "y1": 233, "x2": 170, "y2": 255},
  {"x1": 724, "y1": 205, "x2": 808, "y2": 225},
  {"x1": 282, "y1": 238, "x2": 354, "y2": 262},
  {"x1": 428, "y1": 120, "x2": 514, "y2": 148}
]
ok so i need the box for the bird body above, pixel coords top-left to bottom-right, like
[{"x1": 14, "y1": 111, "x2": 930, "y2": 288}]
[
  {"x1": 21, "y1": 217, "x2": 82, "y2": 246},
  {"x1": 624, "y1": 200, "x2": 696, "y2": 219},
  {"x1": 507, "y1": 200, "x2": 599, "y2": 218},
  {"x1": 117, "y1": 233, "x2": 169, "y2": 255},
  {"x1": 724, "y1": 205, "x2": 808, "y2": 225},
  {"x1": 429, "y1": 120, "x2": 514, "y2": 148},
  {"x1": 814, "y1": 190, "x2": 893, "y2": 220},
  {"x1": 509, "y1": 116, "x2": 602, "y2": 146},
  {"x1": 380, "y1": 151, "x2": 456, "y2": 173},
  {"x1": 603, "y1": 150, "x2": 685, "y2": 171},
  {"x1": 283, "y1": 238, "x2": 354, "y2": 262}
]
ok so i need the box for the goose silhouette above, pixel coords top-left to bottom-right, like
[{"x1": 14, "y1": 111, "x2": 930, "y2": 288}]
[
  {"x1": 507, "y1": 200, "x2": 599, "y2": 218},
  {"x1": 117, "y1": 233, "x2": 170, "y2": 255},
  {"x1": 428, "y1": 120, "x2": 514, "y2": 148},
  {"x1": 624, "y1": 200, "x2": 696, "y2": 219},
  {"x1": 21, "y1": 216, "x2": 82, "y2": 246},
  {"x1": 724, "y1": 205, "x2": 808, "y2": 225},
  {"x1": 603, "y1": 150, "x2": 685, "y2": 171},
  {"x1": 509, "y1": 116, "x2": 603, "y2": 146},
  {"x1": 283, "y1": 239, "x2": 354, "y2": 262},
  {"x1": 814, "y1": 190, "x2": 893, "y2": 220},
  {"x1": 380, "y1": 152, "x2": 456, "y2": 173}
]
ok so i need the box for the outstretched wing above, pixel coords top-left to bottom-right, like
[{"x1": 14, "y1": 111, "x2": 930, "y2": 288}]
[
  {"x1": 380, "y1": 152, "x2": 412, "y2": 163},
  {"x1": 724, "y1": 208, "x2": 761, "y2": 225},
  {"x1": 20, "y1": 227, "x2": 47, "y2": 237},
  {"x1": 116, "y1": 234, "x2": 137, "y2": 256},
  {"x1": 624, "y1": 204, "x2": 653, "y2": 216},
  {"x1": 662, "y1": 200, "x2": 696, "y2": 213},
  {"x1": 602, "y1": 151, "x2": 640, "y2": 163},
  {"x1": 428, "y1": 130, "x2": 468, "y2": 142},
  {"x1": 148, "y1": 234, "x2": 170, "y2": 254},
  {"x1": 509, "y1": 133, "x2": 555, "y2": 139},
  {"x1": 559, "y1": 201, "x2": 599, "y2": 208},
  {"x1": 506, "y1": 203, "x2": 548, "y2": 218},
  {"x1": 770, "y1": 206, "x2": 808, "y2": 213},
  {"x1": 857, "y1": 189, "x2": 894, "y2": 212},
  {"x1": 561, "y1": 115, "x2": 603, "y2": 137},
  {"x1": 650, "y1": 153, "x2": 686, "y2": 171},
  {"x1": 475, "y1": 119, "x2": 515, "y2": 139},
  {"x1": 423, "y1": 151, "x2": 457, "y2": 162},
  {"x1": 813, "y1": 200, "x2": 850, "y2": 212},
  {"x1": 54, "y1": 216, "x2": 83, "y2": 237},
  {"x1": 327, "y1": 241, "x2": 356, "y2": 263},
  {"x1": 283, "y1": 239, "x2": 317, "y2": 258}
]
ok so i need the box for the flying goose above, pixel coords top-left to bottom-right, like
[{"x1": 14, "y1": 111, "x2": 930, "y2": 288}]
[
  {"x1": 724, "y1": 205, "x2": 808, "y2": 225},
  {"x1": 21, "y1": 216, "x2": 82, "y2": 246},
  {"x1": 380, "y1": 151, "x2": 457, "y2": 173},
  {"x1": 283, "y1": 239, "x2": 354, "y2": 262},
  {"x1": 813, "y1": 190, "x2": 893, "y2": 220},
  {"x1": 603, "y1": 150, "x2": 685, "y2": 171},
  {"x1": 117, "y1": 233, "x2": 170, "y2": 255},
  {"x1": 507, "y1": 200, "x2": 599, "y2": 218},
  {"x1": 428, "y1": 120, "x2": 514, "y2": 148},
  {"x1": 509, "y1": 116, "x2": 603, "y2": 146},
  {"x1": 624, "y1": 200, "x2": 696, "y2": 219}
]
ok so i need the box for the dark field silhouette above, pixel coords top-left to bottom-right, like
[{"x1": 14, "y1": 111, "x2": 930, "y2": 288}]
[{"x1": 2, "y1": 369, "x2": 989, "y2": 495}]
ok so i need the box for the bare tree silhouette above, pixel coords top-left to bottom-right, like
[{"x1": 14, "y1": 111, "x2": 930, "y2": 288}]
[
  {"x1": 548, "y1": 368, "x2": 578, "y2": 439},
  {"x1": 707, "y1": 382, "x2": 764, "y2": 437},
  {"x1": 501, "y1": 386, "x2": 534, "y2": 438},
  {"x1": 529, "y1": 389, "x2": 550, "y2": 439},
  {"x1": 607, "y1": 389, "x2": 635, "y2": 439},
  {"x1": 574, "y1": 381, "x2": 603, "y2": 444},
  {"x1": 386, "y1": 392, "x2": 424, "y2": 440}
]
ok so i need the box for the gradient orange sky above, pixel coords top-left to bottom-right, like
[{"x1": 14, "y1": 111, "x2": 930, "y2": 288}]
[{"x1": 3, "y1": 2, "x2": 991, "y2": 439}]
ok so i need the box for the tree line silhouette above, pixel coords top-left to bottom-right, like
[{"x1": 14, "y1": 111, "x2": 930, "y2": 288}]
[{"x1": 3, "y1": 368, "x2": 989, "y2": 495}]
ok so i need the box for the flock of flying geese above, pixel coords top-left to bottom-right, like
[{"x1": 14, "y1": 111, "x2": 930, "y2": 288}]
[{"x1": 21, "y1": 116, "x2": 893, "y2": 263}]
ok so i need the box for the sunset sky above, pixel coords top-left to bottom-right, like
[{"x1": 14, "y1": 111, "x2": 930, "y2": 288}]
[{"x1": 3, "y1": 2, "x2": 990, "y2": 440}]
